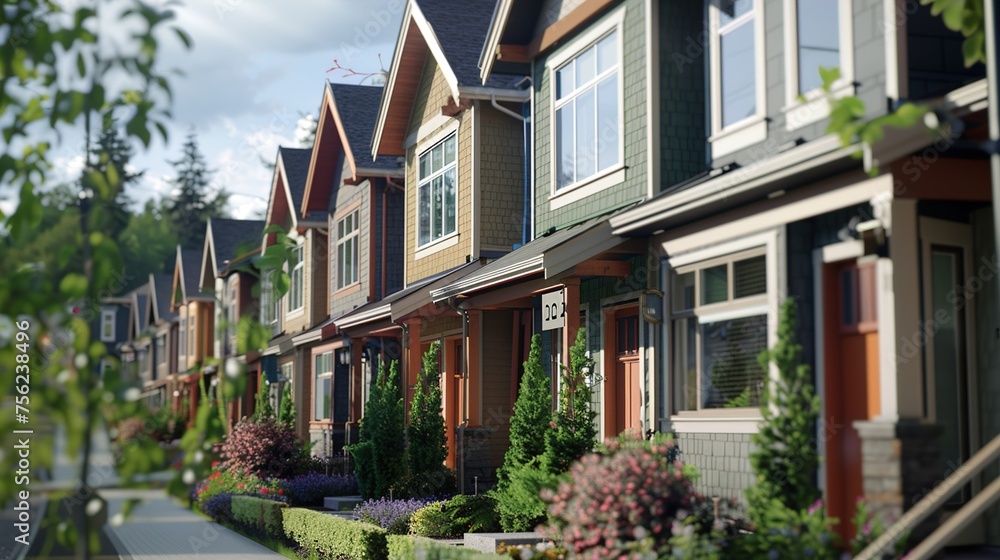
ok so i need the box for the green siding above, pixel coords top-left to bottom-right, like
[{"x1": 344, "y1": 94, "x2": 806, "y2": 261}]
[{"x1": 533, "y1": 0, "x2": 647, "y2": 233}]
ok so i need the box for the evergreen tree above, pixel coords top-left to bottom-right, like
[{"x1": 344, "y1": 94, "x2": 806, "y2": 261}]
[
  {"x1": 165, "y1": 131, "x2": 227, "y2": 248},
  {"x1": 746, "y1": 298, "x2": 821, "y2": 522},
  {"x1": 349, "y1": 359, "x2": 407, "y2": 498},
  {"x1": 278, "y1": 382, "x2": 295, "y2": 427},
  {"x1": 93, "y1": 114, "x2": 142, "y2": 239},
  {"x1": 542, "y1": 328, "x2": 597, "y2": 473},
  {"x1": 252, "y1": 372, "x2": 274, "y2": 421},
  {"x1": 496, "y1": 334, "x2": 551, "y2": 489},
  {"x1": 407, "y1": 342, "x2": 449, "y2": 492}
]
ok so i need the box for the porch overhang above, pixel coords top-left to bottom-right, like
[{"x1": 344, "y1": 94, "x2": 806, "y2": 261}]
[
  {"x1": 290, "y1": 317, "x2": 340, "y2": 346},
  {"x1": 263, "y1": 331, "x2": 296, "y2": 357}
]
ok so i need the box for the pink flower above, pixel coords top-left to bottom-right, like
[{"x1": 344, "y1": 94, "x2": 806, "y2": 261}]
[{"x1": 808, "y1": 499, "x2": 823, "y2": 515}]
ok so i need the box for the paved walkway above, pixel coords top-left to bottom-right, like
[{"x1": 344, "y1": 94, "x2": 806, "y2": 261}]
[{"x1": 104, "y1": 488, "x2": 286, "y2": 559}]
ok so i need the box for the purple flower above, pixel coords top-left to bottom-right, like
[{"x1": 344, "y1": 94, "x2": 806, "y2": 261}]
[{"x1": 353, "y1": 496, "x2": 434, "y2": 534}]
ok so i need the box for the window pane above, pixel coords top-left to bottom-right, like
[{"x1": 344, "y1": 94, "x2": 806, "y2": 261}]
[
  {"x1": 701, "y1": 314, "x2": 767, "y2": 409},
  {"x1": 419, "y1": 152, "x2": 430, "y2": 179},
  {"x1": 432, "y1": 176, "x2": 443, "y2": 240},
  {"x1": 672, "y1": 272, "x2": 695, "y2": 311},
  {"x1": 418, "y1": 184, "x2": 431, "y2": 245},
  {"x1": 701, "y1": 264, "x2": 728, "y2": 305},
  {"x1": 596, "y1": 32, "x2": 617, "y2": 74},
  {"x1": 315, "y1": 376, "x2": 331, "y2": 421},
  {"x1": 733, "y1": 255, "x2": 766, "y2": 298},
  {"x1": 797, "y1": 0, "x2": 840, "y2": 93},
  {"x1": 431, "y1": 144, "x2": 443, "y2": 173},
  {"x1": 444, "y1": 134, "x2": 456, "y2": 164},
  {"x1": 575, "y1": 87, "x2": 596, "y2": 181},
  {"x1": 577, "y1": 44, "x2": 596, "y2": 86},
  {"x1": 596, "y1": 75, "x2": 619, "y2": 172},
  {"x1": 719, "y1": 0, "x2": 753, "y2": 26},
  {"x1": 443, "y1": 167, "x2": 457, "y2": 236},
  {"x1": 344, "y1": 238, "x2": 354, "y2": 285},
  {"x1": 556, "y1": 60, "x2": 575, "y2": 100},
  {"x1": 556, "y1": 104, "x2": 575, "y2": 189},
  {"x1": 672, "y1": 317, "x2": 698, "y2": 412},
  {"x1": 721, "y1": 19, "x2": 756, "y2": 127}
]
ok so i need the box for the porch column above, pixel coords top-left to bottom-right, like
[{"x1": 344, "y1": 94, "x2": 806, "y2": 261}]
[
  {"x1": 466, "y1": 310, "x2": 482, "y2": 426},
  {"x1": 561, "y1": 278, "x2": 581, "y2": 372},
  {"x1": 405, "y1": 318, "x2": 421, "y2": 423},
  {"x1": 350, "y1": 338, "x2": 364, "y2": 426},
  {"x1": 889, "y1": 198, "x2": 922, "y2": 419}
]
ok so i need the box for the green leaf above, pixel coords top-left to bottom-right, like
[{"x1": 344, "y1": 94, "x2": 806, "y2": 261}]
[
  {"x1": 76, "y1": 52, "x2": 86, "y2": 77},
  {"x1": 273, "y1": 271, "x2": 290, "y2": 297},
  {"x1": 962, "y1": 32, "x2": 984, "y2": 67},
  {"x1": 173, "y1": 27, "x2": 192, "y2": 49},
  {"x1": 819, "y1": 66, "x2": 841, "y2": 91},
  {"x1": 60, "y1": 273, "x2": 88, "y2": 299},
  {"x1": 126, "y1": 113, "x2": 151, "y2": 147}
]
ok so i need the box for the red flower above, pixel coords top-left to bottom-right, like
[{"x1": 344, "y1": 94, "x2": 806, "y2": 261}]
[{"x1": 277, "y1": 489, "x2": 284, "y2": 495}]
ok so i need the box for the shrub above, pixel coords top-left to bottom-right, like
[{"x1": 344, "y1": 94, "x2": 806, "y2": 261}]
[
  {"x1": 411, "y1": 493, "x2": 501, "y2": 538},
  {"x1": 194, "y1": 470, "x2": 281, "y2": 509},
  {"x1": 282, "y1": 507, "x2": 388, "y2": 560},
  {"x1": 492, "y1": 458, "x2": 562, "y2": 532},
  {"x1": 231, "y1": 496, "x2": 287, "y2": 539},
  {"x1": 541, "y1": 435, "x2": 701, "y2": 558},
  {"x1": 849, "y1": 499, "x2": 909, "y2": 559},
  {"x1": 201, "y1": 492, "x2": 234, "y2": 523},
  {"x1": 541, "y1": 328, "x2": 596, "y2": 474},
  {"x1": 497, "y1": 335, "x2": 550, "y2": 489},
  {"x1": 398, "y1": 465, "x2": 456, "y2": 499},
  {"x1": 347, "y1": 360, "x2": 406, "y2": 498},
  {"x1": 278, "y1": 382, "x2": 295, "y2": 427},
  {"x1": 497, "y1": 542, "x2": 567, "y2": 559},
  {"x1": 252, "y1": 371, "x2": 274, "y2": 421},
  {"x1": 348, "y1": 441, "x2": 376, "y2": 499},
  {"x1": 221, "y1": 416, "x2": 307, "y2": 479},
  {"x1": 353, "y1": 496, "x2": 433, "y2": 535},
  {"x1": 735, "y1": 499, "x2": 840, "y2": 559},
  {"x1": 280, "y1": 472, "x2": 359, "y2": 506},
  {"x1": 388, "y1": 535, "x2": 504, "y2": 560},
  {"x1": 408, "y1": 343, "x2": 449, "y2": 487}
]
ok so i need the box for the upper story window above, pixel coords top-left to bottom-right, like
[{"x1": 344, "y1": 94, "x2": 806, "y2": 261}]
[
  {"x1": 288, "y1": 245, "x2": 304, "y2": 312},
  {"x1": 337, "y1": 210, "x2": 360, "y2": 289},
  {"x1": 100, "y1": 309, "x2": 115, "y2": 342},
  {"x1": 156, "y1": 334, "x2": 167, "y2": 366},
  {"x1": 418, "y1": 133, "x2": 457, "y2": 247},
  {"x1": 553, "y1": 30, "x2": 620, "y2": 191},
  {"x1": 795, "y1": 0, "x2": 840, "y2": 94},
  {"x1": 671, "y1": 246, "x2": 772, "y2": 413},
  {"x1": 178, "y1": 312, "x2": 188, "y2": 360},
  {"x1": 717, "y1": 0, "x2": 758, "y2": 128},
  {"x1": 226, "y1": 276, "x2": 239, "y2": 354}
]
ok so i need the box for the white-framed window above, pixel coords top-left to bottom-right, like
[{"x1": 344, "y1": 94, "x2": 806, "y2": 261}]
[
  {"x1": 156, "y1": 334, "x2": 167, "y2": 365},
  {"x1": 337, "y1": 210, "x2": 360, "y2": 289},
  {"x1": 288, "y1": 244, "x2": 304, "y2": 312},
  {"x1": 314, "y1": 352, "x2": 332, "y2": 421},
  {"x1": 178, "y1": 311, "x2": 188, "y2": 363},
  {"x1": 782, "y1": 0, "x2": 854, "y2": 129},
  {"x1": 100, "y1": 308, "x2": 116, "y2": 342},
  {"x1": 708, "y1": 0, "x2": 767, "y2": 156},
  {"x1": 552, "y1": 28, "x2": 621, "y2": 192},
  {"x1": 417, "y1": 132, "x2": 457, "y2": 247},
  {"x1": 226, "y1": 275, "x2": 239, "y2": 354}
]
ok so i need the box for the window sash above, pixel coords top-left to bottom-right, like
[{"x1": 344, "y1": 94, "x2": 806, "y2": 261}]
[
  {"x1": 337, "y1": 210, "x2": 360, "y2": 289},
  {"x1": 101, "y1": 311, "x2": 114, "y2": 340},
  {"x1": 289, "y1": 246, "x2": 304, "y2": 311},
  {"x1": 418, "y1": 134, "x2": 458, "y2": 247},
  {"x1": 795, "y1": 0, "x2": 841, "y2": 94},
  {"x1": 314, "y1": 352, "x2": 332, "y2": 421}
]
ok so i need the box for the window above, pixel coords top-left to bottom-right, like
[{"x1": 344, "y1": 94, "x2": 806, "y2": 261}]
[
  {"x1": 314, "y1": 352, "x2": 332, "y2": 421},
  {"x1": 716, "y1": 0, "x2": 758, "y2": 128},
  {"x1": 554, "y1": 30, "x2": 620, "y2": 191},
  {"x1": 417, "y1": 133, "x2": 457, "y2": 246},
  {"x1": 671, "y1": 249, "x2": 769, "y2": 412},
  {"x1": 156, "y1": 334, "x2": 166, "y2": 365},
  {"x1": 179, "y1": 313, "x2": 188, "y2": 361},
  {"x1": 289, "y1": 245, "x2": 304, "y2": 312},
  {"x1": 226, "y1": 276, "x2": 239, "y2": 355},
  {"x1": 100, "y1": 309, "x2": 115, "y2": 342},
  {"x1": 337, "y1": 210, "x2": 360, "y2": 289},
  {"x1": 795, "y1": 0, "x2": 840, "y2": 94}
]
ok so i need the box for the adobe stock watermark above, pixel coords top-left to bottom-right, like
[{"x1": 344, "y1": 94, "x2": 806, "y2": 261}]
[{"x1": 333, "y1": 2, "x2": 406, "y2": 66}]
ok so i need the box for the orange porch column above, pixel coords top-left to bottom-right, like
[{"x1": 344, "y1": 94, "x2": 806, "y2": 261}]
[
  {"x1": 466, "y1": 310, "x2": 482, "y2": 427},
  {"x1": 350, "y1": 338, "x2": 364, "y2": 426}
]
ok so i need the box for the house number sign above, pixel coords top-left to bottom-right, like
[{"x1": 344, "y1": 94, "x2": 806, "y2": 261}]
[{"x1": 541, "y1": 290, "x2": 565, "y2": 331}]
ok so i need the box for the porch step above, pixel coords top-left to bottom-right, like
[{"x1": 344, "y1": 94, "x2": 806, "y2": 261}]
[
  {"x1": 322, "y1": 496, "x2": 363, "y2": 512},
  {"x1": 463, "y1": 532, "x2": 544, "y2": 554},
  {"x1": 942, "y1": 546, "x2": 1000, "y2": 559}
]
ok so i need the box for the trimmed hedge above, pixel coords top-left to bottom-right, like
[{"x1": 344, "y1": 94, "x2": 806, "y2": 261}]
[
  {"x1": 231, "y1": 496, "x2": 287, "y2": 539},
  {"x1": 282, "y1": 508, "x2": 388, "y2": 560},
  {"x1": 387, "y1": 535, "x2": 504, "y2": 560}
]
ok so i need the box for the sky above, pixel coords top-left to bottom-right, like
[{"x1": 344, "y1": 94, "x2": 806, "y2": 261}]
[{"x1": 47, "y1": 0, "x2": 405, "y2": 220}]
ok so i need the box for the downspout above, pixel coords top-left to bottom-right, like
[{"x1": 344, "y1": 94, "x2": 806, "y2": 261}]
[
  {"x1": 445, "y1": 297, "x2": 468, "y2": 494},
  {"x1": 491, "y1": 88, "x2": 531, "y2": 246},
  {"x1": 985, "y1": 0, "x2": 1000, "y2": 307}
]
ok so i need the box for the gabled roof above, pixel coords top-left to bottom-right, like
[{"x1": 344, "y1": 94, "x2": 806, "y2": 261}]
[
  {"x1": 301, "y1": 82, "x2": 404, "y2": 216},
  {"x1": 149, "y1": 273, "x2": 177, "y2": 324},
  {"x1": 202, "y1": 217, "x2": 264, "y2": 288},
  {"x1": 171, "y1": 246, "x2": 212, "y2": 309},
  {"x1": 263, "y1": 147, "x2": 323, "y2": 243},
  {"x1": 373, "y1": 0, "x2": 525, "y2": 158},
  {"x1": 129, "y1": 284, "x2": 149, "y2": 340}
]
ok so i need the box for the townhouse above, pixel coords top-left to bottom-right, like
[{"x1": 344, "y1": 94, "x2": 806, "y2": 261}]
[
  {"x1": 171, "y1": 246, "x2": 215, "y2": 424},
  {"x1": 297, "y1": 81, "x2": 405, "y2": 457},
  {"x1": 144, "y1": 273, "x2": 177, "y2": 410}
]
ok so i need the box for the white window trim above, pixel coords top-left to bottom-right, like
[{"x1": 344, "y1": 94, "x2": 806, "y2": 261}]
[
  {"x1": 708, "y1": 0, "x2": 768, "y2": 159},
  {"x1": 337, "y1": 209, "x2": 361, "y2": 290},
  {"x1": 414, "y1": 231, "x2": 460, "y2": 260},
  {"x1": 415, "y1": 131, "x2": 459, "y2": 250},
  {"x1": 287, "y1": 244, "x2": 305, "y2": 315},
  {"x1": 666, "y1": 228, "x2": 786, "y2": 433},
  {"x1": 100, "y1": 308, "x2": 116, "y2": 342},
  {"x1": 546, "y1": 5, "x2": 626, "y2": 201},
  {"x1": 314, "y1": 352, "x2": 333, "y2": 421},
  {"x1": 781, "y1": 0, "x2": 855, "y2": 131}
]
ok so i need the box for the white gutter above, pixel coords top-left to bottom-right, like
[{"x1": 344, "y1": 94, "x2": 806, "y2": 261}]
[
  {"x1": 334, "y1": 304, "x2": 392, "y2": 330},
  {"x1": 459, "y1": 86, "x2": 530, "y2": 102},
  {"x1": 430, "y1": 256, "x2": 543, "y2": 302}
]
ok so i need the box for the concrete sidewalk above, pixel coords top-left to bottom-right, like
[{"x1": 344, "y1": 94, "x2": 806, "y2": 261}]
[{"x1": 104, "y1": 488, "x2": 286, "y2": 559}]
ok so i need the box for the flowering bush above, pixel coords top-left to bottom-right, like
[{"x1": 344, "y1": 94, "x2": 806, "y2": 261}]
[
  {"x1": 194, "y1": 469, "x2": 282, "y2": 509},
  {"x1": 541, "y1": 435, "x2": 701, "y2": 558},
  {"x1": 353, "y1": 496, "x2": 433, "y2": 535},
  {"x1": 220, "y1": 417, "x2": 308, "y2": 479},
  {"x1": 280, "y1": 472, "x2": 359, "y2": 506},
  {"x1": 497, "y1": 541, "x2": 567, "y2": 559},
  {"x1": 735, "y1": 498, "x2": 841, "y2": 559},
  {"x1": 850, "y1": 498, "x2": 908, "y2": 559}
]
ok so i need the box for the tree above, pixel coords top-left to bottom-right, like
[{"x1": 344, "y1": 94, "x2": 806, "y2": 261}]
[
  {"x1": 407, "y1": 342, "x2": 450, "y2": 494},
  {"x1": 348, "y1": 359, "x2": 407, "y2": 498},
  {"x1": 165, "y1": 131, "x2": 227, "y2": 249},
  {"x1": 252, "y1": 371, "x2": 274, "y2": 421},
  {"x1": 542, "y1": 328, "x2": 597, "y2": 474},
  {"x1": 496, "y1": 334, "x2": 551, "y2": 490},
  {"x1": 746, "y1": 299, "x2": 822, "y2": 521},
  {"x1": 118, "y1": 198, "x2": 178, "y2": 292},
  {"x1": 92, "y1": 114, "x2": 143, "y2": 239},
  {"x1": 278, "y1": 382, "x2": 295, "y2": 427}
]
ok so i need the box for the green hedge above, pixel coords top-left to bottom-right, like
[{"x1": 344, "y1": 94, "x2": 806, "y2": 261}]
[
  {"x1": 231, "y1": 496, "x2": 287, "y2": 539},
  {"x1": 282, "y1": 508, "x2": 388, "y2": 560},
  {"x1": 387, "y1": 535, "x2": 504, "y2": 560}
]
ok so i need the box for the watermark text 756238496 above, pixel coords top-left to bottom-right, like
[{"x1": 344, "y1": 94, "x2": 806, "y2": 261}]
[{"x1": 13, "y1": 319, "x2": 33, "y2": 546}]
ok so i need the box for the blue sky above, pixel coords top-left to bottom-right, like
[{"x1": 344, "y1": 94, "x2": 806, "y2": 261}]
[{"x1": 46, "y1": 0, "x2": 405, "y2": 219}]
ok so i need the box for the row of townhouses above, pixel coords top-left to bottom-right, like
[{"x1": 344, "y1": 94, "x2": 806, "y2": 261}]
[{"x1": 100, "y1": 0, "x2": 999, "y2": 546}]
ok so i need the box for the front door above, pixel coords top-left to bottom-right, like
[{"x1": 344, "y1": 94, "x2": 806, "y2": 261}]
[
  {"x1": 920, "y1": 217, "x2": 984, "y2": 545},
  {"x1": 606, "y1": 306, "x2": 641, "y2": 437},
  {"x1": 824, "y1": 259, "x2": 879, "y2": 541}
]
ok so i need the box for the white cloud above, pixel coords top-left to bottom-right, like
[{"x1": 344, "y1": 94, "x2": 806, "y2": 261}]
[{"x1": 228, "y1": 194, "x2": 267, "y2": 220}]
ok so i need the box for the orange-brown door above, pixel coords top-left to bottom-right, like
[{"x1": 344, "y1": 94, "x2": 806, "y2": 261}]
[
  {"x1": 606, "y1": 307, "x2": 641, "y2": 437},
  {"x1": 824, "y1": 261, "x2": 879, "y2": 541}
]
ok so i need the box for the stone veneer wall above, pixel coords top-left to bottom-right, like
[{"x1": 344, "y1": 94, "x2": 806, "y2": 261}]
[{"x1": 674, "y1": 432, "x2": 755, "y2": 503}]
